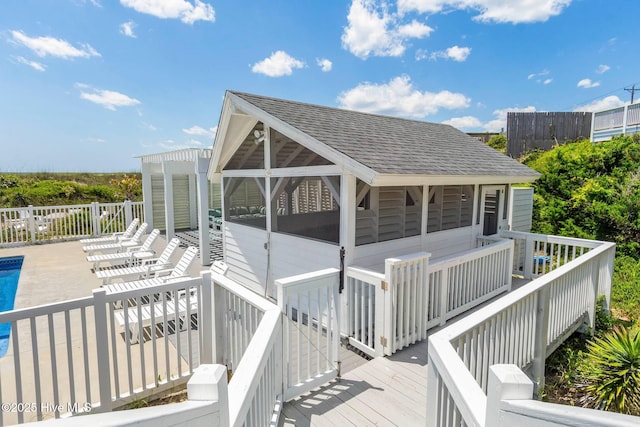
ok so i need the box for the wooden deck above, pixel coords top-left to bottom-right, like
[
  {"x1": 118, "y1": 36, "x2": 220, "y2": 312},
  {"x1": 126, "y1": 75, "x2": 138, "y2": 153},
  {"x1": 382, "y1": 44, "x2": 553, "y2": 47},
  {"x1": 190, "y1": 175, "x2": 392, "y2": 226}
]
[
  {"x1": 281, "y1": 340, "x2": 428, "y2": 426},
  {"x1": 280, "y1": 277, "x2": 531, "y2": 426}
]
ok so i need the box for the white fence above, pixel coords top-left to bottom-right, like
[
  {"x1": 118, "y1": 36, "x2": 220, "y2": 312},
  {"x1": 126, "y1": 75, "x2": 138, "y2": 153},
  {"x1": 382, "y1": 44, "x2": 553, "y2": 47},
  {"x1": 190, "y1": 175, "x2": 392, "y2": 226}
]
[
  {"x1": 426, "y1": 234, "x2": 616, "y2": 427},
  {"x1": 0, "y1": 274, "x2": 209, "y2": 426},
  {"x1": 0, "y1": 201, "x2": 143, "y2": 246},
  {"x1": 346, "y1": 238, "x2": 514, "y2": 357}
]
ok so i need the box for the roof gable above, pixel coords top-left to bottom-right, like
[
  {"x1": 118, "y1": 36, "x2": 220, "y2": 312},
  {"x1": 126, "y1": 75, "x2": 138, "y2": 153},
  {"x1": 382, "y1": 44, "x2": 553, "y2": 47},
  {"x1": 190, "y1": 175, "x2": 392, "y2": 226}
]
[{"x1": 212, "y1": 91, "x2": 539, "y2": 183}]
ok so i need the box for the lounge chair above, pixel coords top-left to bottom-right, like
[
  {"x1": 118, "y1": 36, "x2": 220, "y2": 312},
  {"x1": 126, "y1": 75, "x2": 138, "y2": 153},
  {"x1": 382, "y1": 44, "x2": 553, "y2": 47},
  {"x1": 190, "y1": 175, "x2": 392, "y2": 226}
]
[
  {"x1": 96, "y1": 245, "x2": 198, "y2": 285},
  {"x1": 115, "y1": 293, "x2": 198, "y2": 344},
  {"x1": 82, "y1": 223, "x2": 148, "y2": 254},
  {"x1": 86, "y1": 229, "x2": 162, "y2": 270},
  {"x1": 79, "y1": 218, "x2": 140, "y2": 244}
]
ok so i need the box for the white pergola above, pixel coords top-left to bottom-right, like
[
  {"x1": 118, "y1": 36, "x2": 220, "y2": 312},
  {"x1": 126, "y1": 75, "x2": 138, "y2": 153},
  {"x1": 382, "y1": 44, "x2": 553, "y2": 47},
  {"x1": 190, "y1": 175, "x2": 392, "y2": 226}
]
[{"x1": 138, "y1": 148, "x2": 213, "y2": 266}]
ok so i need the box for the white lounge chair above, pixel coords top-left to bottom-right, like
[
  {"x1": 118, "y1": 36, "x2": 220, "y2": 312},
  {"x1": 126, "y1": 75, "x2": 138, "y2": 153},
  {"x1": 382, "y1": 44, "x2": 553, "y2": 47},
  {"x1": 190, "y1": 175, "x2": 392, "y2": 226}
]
[
  {"x1": 79, "y1": 218, "x2": 140, "y2": 244},
  {"x1": 115, "y1": 293, "x2": 198, "y2": 344},
  {"x1": 82, "y1": 223, "x2": 148, "y2": 254},
  {"x1": 96, "y1": 245, "x2": 197, "y2": 285},
  {"x1": 86, "y1": 229, "x2": 162, "y2": 270}
]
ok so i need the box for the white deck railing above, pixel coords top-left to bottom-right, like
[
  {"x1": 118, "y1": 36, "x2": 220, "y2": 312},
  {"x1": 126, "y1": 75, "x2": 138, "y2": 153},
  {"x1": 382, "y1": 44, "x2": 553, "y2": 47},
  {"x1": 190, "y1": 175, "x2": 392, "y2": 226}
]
[
  {"x1": 346, "y1": 238, "x2": 514, "y2": 357},
  {"x1": 426, "y1": 233, "x2": 616, "y2": 427},
  {"x1": 0, "y1": 274, "x2": 208, "y2": 426},
  {"x1": 591, "y1": 102, "x2": 640, "y2": 142},
  {"x1": 0, "y1": 201, "x2": 143, "y2": 246}
]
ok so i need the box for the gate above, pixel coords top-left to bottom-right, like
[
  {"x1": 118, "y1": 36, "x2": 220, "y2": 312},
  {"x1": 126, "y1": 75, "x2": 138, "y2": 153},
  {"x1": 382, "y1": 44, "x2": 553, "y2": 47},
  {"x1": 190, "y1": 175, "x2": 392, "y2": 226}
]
[{"x1": 276, "y1": 268, "x2": 341, "y2": 401}]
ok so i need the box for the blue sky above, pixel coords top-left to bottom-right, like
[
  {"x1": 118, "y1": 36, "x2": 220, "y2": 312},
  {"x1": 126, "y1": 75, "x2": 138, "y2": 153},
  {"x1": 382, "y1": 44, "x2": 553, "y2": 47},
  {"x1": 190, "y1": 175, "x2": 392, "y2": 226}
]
[{"x1": 1, "y1": 0, "x2": 638, "y2": 172}]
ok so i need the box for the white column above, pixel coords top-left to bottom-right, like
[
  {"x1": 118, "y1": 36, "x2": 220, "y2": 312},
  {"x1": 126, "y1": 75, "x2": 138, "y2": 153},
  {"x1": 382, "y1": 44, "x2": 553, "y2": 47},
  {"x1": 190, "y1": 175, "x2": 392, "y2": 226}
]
[
  {"x1": 141, "y1": 162, "x2": 154, "y2": 229},
  {"x1": 196, "y1": 157, "x2": 211, "y2": 266},
  {"x1": 162, "y1": 161, "x2": 175, "y2": 241}
]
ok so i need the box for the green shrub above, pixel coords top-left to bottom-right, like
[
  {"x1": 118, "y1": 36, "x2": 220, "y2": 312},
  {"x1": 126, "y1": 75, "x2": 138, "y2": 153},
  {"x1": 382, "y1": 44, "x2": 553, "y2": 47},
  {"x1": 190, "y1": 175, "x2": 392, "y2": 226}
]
[
  {"x1": 581, "y1": 326, "x2": 640, "y2": 414},
  {"x1": 486, "y1": 134, "x2": 507, "y2": 153}
]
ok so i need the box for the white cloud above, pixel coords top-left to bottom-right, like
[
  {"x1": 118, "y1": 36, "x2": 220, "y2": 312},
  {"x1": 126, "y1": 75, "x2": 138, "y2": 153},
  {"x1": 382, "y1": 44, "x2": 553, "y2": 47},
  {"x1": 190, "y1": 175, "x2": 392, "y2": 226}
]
[
  {"x1": 77, "y1": 84, "x2": 141, "y2": 110},
  {"x1": 142, "y1": 122, "x2": 156, "y2": 131},
  {"x1": 85, "y1": 137, "x2": 106, "y2": 143},
  {"x1": 16, "y1": 56, "x2": 46, "y2": 71},
  {"x1": 182, "y1": 125, "x2": 216, "y2": 139},
  {"x1": 577, "y1": 78, "x2": 600, "y2": 89},
  {"x1": 251, "y1": 51, "x2": 305, "y2": 77},
  {"x1": 337, "y1": 75, "x2": 470, "y2": 118},
  {"x1": 596, "y1": 64, "x2": 610, "y2": 74},
  {"x1": 442, "y1": 116, "x2": 483, "y2": 129},
  {"x1": 120, "y1": 0, "x2": 215, "y2": 24},
  {"x1": 120, "y1": 21, "x2": 137, "y2": 38},
  {"x1": 430, "y1": 45, "x2": 471, "y2": 62},
  {"x1": 398, "y1": 0, "x2": 572, "y2": 24},
  {"x1": 528, "y1": 69, "x2": 550, "y2": 84},
  {"x1": 316, "y1": 58, "x2": 332, "y2": 72},
  {"x1": 342, "y1": 0, "x2": 433, "y2": 59},
  {"x1": 10, "y1": 30, "x2": 100, "y2": 59},
  {"x1": 574, "y1": 95, "x2": 625, "y2": 112}
]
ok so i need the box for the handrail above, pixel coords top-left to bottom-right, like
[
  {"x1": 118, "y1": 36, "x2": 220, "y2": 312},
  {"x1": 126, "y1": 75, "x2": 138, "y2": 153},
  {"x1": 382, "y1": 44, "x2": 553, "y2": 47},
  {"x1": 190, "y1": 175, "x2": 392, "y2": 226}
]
[{"x1": 427, "y1": 236, "x2": 615, "y2": 427}]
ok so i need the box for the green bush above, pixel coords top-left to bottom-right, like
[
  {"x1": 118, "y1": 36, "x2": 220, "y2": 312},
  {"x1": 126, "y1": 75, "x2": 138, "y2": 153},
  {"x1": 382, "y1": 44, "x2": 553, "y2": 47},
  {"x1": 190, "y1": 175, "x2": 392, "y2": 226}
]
[
  {"x1": 486, "y1": 134, "x2": 507, "y2": 153},
  {"x1": 581, "y1": 326, "x2": 640, "y2": 414}
]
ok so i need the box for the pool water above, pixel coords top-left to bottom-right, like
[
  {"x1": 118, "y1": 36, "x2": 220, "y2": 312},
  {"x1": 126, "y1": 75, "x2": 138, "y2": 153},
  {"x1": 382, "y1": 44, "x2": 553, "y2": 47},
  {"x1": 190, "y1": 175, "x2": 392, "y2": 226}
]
[{"x1": 0, "y1": 256, "x2": 24, "y2": 358}]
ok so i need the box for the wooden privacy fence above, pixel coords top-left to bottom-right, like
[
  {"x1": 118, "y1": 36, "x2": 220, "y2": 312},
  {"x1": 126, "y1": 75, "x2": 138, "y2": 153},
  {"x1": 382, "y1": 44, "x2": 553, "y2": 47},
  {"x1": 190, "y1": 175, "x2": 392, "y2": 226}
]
[
  {"x1": 346, "y1": 238, "x2": 514, "y2": 358},
  {"x1": 0, "y1": 201, "x2": 143, "y2": 246},
  {"x1": 426, "y1": 235, "x2": 616, "y2": 427},
  {"x1": 507, "y1": 112, "x2": 592, "y2": 158}
]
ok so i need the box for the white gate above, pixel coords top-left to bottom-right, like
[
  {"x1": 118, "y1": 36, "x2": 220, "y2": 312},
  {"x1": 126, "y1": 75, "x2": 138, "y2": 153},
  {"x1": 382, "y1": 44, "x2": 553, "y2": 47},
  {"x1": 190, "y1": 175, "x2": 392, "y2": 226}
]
[{"x1": 276, "y1": 268, "x2": 341, "y2": 401}]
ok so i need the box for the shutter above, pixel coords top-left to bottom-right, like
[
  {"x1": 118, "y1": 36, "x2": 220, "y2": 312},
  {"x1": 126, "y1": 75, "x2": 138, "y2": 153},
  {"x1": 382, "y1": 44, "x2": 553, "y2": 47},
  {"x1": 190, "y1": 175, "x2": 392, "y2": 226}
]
[
  {"x1": 151, "y1": 175, "x2": 166, "y2": 231},
  {"x1": 173, "y1": 175, "x2": 191, "y2": 230}
]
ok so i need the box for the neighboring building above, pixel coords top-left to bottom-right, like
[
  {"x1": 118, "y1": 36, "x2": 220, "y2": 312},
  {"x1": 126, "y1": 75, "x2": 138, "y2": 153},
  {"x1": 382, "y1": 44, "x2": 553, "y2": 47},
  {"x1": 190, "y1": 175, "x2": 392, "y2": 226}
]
[
  {"x1": 591, "y1": 102, "x2": 640, "y2": 142},
  {"x1": 208, "y1": 91, "x2": 539, "y2": 297},
  {"x1": 467, "y1": 131, "x2": 501, "y2": 144},
  {"x1": 507, "y1": 111, "x2": 592, "y2": 158}
]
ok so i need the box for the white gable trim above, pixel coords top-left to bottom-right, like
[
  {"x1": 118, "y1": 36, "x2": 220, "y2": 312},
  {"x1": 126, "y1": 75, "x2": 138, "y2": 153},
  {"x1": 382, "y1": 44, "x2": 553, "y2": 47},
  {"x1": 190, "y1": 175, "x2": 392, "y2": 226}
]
[{"x1": 228, "y1": 92, "x2": 379, "y2": 184}]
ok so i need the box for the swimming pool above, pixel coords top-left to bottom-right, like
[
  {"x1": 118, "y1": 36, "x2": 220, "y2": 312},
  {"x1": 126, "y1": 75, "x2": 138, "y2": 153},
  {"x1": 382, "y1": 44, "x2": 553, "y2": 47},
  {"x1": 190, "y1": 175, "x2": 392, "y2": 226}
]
[{"x1": 0, "y1": 256, "x2": 23, "y2": 357}]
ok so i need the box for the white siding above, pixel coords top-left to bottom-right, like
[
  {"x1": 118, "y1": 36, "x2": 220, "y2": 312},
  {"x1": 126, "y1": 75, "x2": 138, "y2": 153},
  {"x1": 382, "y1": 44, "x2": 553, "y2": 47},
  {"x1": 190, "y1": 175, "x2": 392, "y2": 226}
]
[
  {"x1": 224, "y1": 222, "x2": 268, "y2": 294},
  {"x1": 270, "y1": 233, "x2": 340, "y2": 297},
  {"x1": 509, "y1": 187, "x2": 534, "y2": 232},
  {"x1": 352, "y1": 235, "x2": 423, "y2": 271},
  {"x1": 425, "y1": 226, "x2": 475, "y2": 259}
]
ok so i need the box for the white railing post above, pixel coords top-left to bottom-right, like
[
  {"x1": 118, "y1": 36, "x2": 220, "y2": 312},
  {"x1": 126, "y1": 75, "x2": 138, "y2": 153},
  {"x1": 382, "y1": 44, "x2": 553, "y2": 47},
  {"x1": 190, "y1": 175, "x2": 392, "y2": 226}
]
[
  {"x1": 200, "y1": 271, "x2": 214, "y2": 364},
  {"x1": 506, "y1": 239, "x2": 514, "y2": 291},
  {"x1": 124, "y1": 200, "x2": 133, "y2": 226},
  {"x1": 439, "y1": 268, "x2": 449, "y2": 326},
  {"x1": 91, "y1": 202, "x2": 101, "y2": 236},
  {"x1": 523, "y1": 234, "x2": 534, "y2": 279},
  {"x1": 92, "y1": 288, "x2": 113, "y2": 412},
  {"x1": 383, "y1": 259, "x2": 396, "y2": 356},
  {"x1": 532, "y1": 286, "x2": 550, "y2": 396},
  {"x1": 485, "y1": 365, "x2": 534, "y2": 427},
  {"x1": 27, "y1": 205, "x2": 36, "y2": 243},
  {"x1": 187, "y1": 364, "x2": 229, "y2": 426},
  {"x1": 212, "y1": 278, "x2": 227, "y2": 365}
]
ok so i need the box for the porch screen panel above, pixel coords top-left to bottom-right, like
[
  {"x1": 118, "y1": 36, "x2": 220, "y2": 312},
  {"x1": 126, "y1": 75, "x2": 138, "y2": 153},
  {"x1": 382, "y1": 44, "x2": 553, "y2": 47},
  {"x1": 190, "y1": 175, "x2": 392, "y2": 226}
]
[
  {"x1": 272, "y1": 176, "x2": 339, "y2": 243},
  {"x1": 355, "y1": 184, "x2": 422, "y2": 246},
  {"x1": 428, "y1": 185, "x2": 474, "y2": 233},
  {"x1": 224, "y1": 177, "x2": 266, "y2": 229}
]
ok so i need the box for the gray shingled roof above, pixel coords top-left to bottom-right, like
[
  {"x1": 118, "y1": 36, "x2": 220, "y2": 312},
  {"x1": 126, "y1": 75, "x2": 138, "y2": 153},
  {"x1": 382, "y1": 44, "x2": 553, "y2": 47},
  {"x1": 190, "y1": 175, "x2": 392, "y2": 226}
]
[{"x1": 231, "y1": 91, "x2": 538, "y2": 177}]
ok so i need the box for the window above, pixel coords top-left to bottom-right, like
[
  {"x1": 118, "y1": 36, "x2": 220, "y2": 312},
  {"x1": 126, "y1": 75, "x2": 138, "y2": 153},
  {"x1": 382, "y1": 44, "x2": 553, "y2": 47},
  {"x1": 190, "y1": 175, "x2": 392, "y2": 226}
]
[{"x1": 427, "y1": 185, "x2": 474, "y2": 233}]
